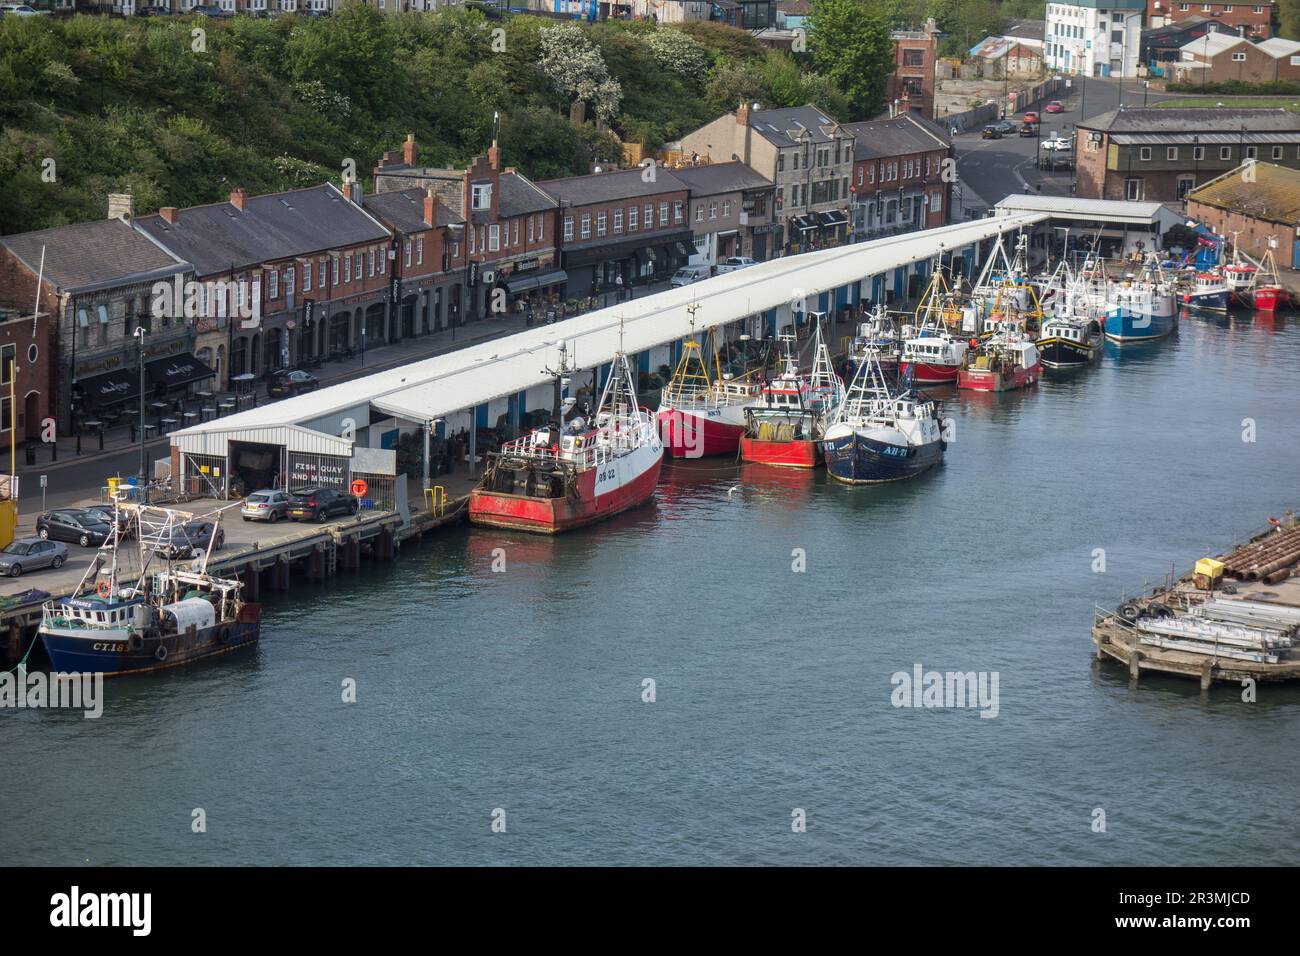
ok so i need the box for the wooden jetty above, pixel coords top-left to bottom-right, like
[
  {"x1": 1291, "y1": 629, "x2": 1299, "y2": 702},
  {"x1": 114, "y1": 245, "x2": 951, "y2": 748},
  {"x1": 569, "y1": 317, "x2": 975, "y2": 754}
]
[{"x1": 1093, "y1": 515, "x2": 1300, "y2": 687}]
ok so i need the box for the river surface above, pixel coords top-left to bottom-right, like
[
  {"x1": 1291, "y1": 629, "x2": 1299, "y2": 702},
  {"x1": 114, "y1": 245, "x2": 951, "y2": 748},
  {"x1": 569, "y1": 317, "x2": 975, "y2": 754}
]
[{"x1": 4, "y1": 310, "x2": 1299, "y2": 866}]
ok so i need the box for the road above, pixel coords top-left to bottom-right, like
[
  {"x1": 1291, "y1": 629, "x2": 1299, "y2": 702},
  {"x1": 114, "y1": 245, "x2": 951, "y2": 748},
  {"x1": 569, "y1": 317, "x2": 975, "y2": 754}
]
[{"x1": 954, "y1": 76, "x2": 1187, "y2": 211}]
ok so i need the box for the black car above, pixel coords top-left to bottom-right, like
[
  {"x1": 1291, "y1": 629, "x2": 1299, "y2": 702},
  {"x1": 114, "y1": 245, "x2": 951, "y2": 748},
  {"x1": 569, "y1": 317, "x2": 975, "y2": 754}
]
[
  {"x1": 981, "y1": 125, "x2": 1003, "y2": 140},
  {"x1": 189, "y1": 3, "x2": 231, "y2": 17},
  {"x1": 83, "y1": 505, "x2": 137, "y2": 539},
  {"x1": 36, "y1": 509, "x2": 113, "y2": 548},
  {"x1": 286, "y1": 488, "x2": 360, "y2": 522},
  {"x1": 268, "y1": 369, "x2": 320, "y2": 398},
  {"x1": 156, "y1": 520, "x2": 225, "y2": 560}
]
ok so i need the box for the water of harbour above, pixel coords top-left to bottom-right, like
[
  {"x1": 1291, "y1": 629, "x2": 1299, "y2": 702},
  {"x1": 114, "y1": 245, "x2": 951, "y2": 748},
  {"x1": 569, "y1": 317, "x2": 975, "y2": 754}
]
[{"x1": 3, "y1": 311, "x2": 1300, "y2": 866}]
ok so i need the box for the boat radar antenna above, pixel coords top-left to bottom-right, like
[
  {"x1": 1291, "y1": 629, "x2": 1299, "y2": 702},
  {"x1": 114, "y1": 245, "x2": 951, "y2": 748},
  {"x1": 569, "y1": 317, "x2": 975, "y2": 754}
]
[{"x1": 542, "y1": 341, "x2": 576, "y2": 425}]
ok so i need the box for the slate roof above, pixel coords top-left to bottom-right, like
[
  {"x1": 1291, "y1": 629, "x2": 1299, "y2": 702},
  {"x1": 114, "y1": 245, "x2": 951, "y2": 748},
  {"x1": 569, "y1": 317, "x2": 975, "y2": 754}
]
[
  {"x1": 1080, "y1": 108, "x2": 1300, "y2": 134},
  {"x1": 841, "y1": 114, "x2": 951, "y2": 162},
  {"x1": 538, "y1": 167, "x2": 688, "y2": 205},
  {"x1": 1, "y1": 218, "x2": 188, "y2": 294},
  {"x1": 665, "y1": 162, "x2": 774, "y2": 195},
  {"x1": 135, "y1": 183, "x2": 391, "y2": 277},
  {"x1": 1189, "y1": 161, "x2": 1300, "y2": 223},
  {"x1": 499, "y1": 171, "x2": 559, "y2": 217},
  {"x1": 745, "y1": 104, "x2": 845, "y2": 148},
  {"x1": 364, "y1": 188, "x2": 465, "y2": 234}
]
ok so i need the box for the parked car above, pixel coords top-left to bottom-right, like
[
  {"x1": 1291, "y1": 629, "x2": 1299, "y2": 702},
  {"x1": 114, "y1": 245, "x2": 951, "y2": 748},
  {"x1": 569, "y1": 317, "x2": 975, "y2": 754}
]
[
  {"x1": 36, "y1": 510, "x2": 113, "y2": 548},
  {"x1": 242, "y1": 489, "x2": 291, "y2": 522},
  {"x1": 156, "y1": 520, "x2": 225, "y2": 560},
  {"x1": 1041, "y1": 134, "x2": 1072, "y2": 151},
  {"x1": 981, "y1": 125, "x2": 1003, "y2": 140},
  {"x1": 0, "y1": 538, "x2": 68, "y2": 577},
  {"x1": 189, "y1": 3, "x2": 231, "y2": 17},
  {"x1": 268, "y1": 368, "x2": 320, "y2": 398},
  {"x1": 81, "y1": 506, "x2": 137, "y2": 540},
  {"x1": 1044, "y1": 100, "x2": 1065, "y2": 114},
  {"x1": 0, "y1": 4, "x2": 50, "y2": 15},
  {"x1": 1019, "y1": 121, "x2": 1039, "y2": 137},
  {"x1": 136, "y1": 4, "x2": 174, "y2": 14},
  {"x1": 993, "y1": 120, "x2": 1018, "y2": 135},
  {"x1": 716, "y1": 256, "x2": 757, "y2": 273},
  {"x1": 286, "y1": 488, "x2": 360, "y2": 522},
  {"x1": 670, "y1": 265, "x2": 709, "y2": 287},
  {"x1": 1022, "y1": 111, "x2": 1040, "y2": 124}
]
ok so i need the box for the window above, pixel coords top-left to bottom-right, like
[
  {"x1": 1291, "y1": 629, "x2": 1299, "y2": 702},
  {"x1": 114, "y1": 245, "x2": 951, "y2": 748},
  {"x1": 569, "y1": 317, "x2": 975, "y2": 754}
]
[
  {"x1": 303, "y1": 262, "x2": 312, "y2": 292},
  {"x1": 354, "y1": 252, "x2": 362, "y2": 278},
  {"x1": 320, "y1": 259, "x2": 326, "y2": 289},
  {"x1": 792, "y1": 152, "x2": 799, "y2": 171},
  {"x1": 471, "y1": 183, "x2": 492, "y2": 211},
  {"x1": 513, "y1": 220, "x2": 519, "y2": 246},
  {"x1": 563, "y1": 216, "x2": 574, "y2": 241},
  {"x1": 469, "y1": 227, "x2": 475, "y2": 255},
  {"x1": 857, "y1": 167, "x2": 864, "y2": 186},
  {"x1": 903, "y1": 49, "x2": 924, "y2": 67},
  {"x1": 629, "y1": 206, "x2": 638, "y2": 230},
  {"x1": 580, "y1": 214, "x2": 591, "y2": 240},
  {"x1": 1125, "y1": 177, "x2": 1144, "y2": 201},
  {"x1": 488, "y1": 224, "x2": 500, "y2": 251},
  {"x1": 1177, "y1": 176, "x2": 1196, "y2": 199},
  {"x1": 615, "y1": 209, "x2": 624, "y2": 232},
  {"x1": 528, "y1": 217, "x2": 535, "y2": 243},
  {"x1": 416, "y1": 237, "x2": 424, "y2": 265},
  {"x1": 332, "y1": 257, "x2": 339, "y2": 285},
  {"x1": 673, "y1": 201, "x2": 684, "y2": 223},
  {"x1": 343, "y1": 256, "x2": 351, "y2": 283},
  {"x1": 658, "y1": 202, "x2": 668, "y2": 227},
  {"x1": 368, "y1": 249, "x2": 375, "y2": 277},
  {"x1": 1193, "y1": 145, "x2": 1205, "y2": 160},
  {"x1": 284, "y1": 266, "x2": 295, "y2": 298},
  {"x1": 1167, "y1": 147, "x2": 1178, "y2": 160},
  {"x1": 1246, "y1": 145, "x2": 1257, "y2": 159},
  {"x1": 404, "y1": 239, "x2": 413, "y2": 268},
  {"x1": 1220, "y1": 146, "x2": 1232, "y2": 159},
  {"x1": 1232, "y1": 51, "x2": 1247, "y2": 61},
  {"x1": 645, "y1": 204, "x2": 653, "y2": 229},
  {"x1": 597, "y1": 212, "x2": 607, "y2": 236},
  {"x1": 694, "y1": 204, "x2": 704, "y2": 223},
  {"x1": 1139, "y1": 147, "x2": 1152, "y2": 161},
  {"x1": 269, "y1": 270, "x2": 279, "y2": 298},
  {"x1": 722, "y1": 200, "x2": 731, "y2": 217},
  {"x1": 1273, "y1": 145, "x2": 1283, "y2": 159},
  {"x1": 709, "y1": 201, "x2": 718, "y2": 220},
  {"x1": 778, "y1": 153, "x2": 785, "y2": 172}
]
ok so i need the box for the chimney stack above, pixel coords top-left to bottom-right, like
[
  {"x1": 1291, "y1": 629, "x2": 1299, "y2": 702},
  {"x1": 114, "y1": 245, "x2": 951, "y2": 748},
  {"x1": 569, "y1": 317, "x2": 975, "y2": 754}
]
[
  {"x1": 230, "y1": 187, "x2": 248, "y2": 211},
  {"x1": 487, "y1": 143, "x2": 501, "y2": 171},
  {"x1": 160, "y1": 206, "x2": 178, "y2": 224},
  {"x1": 737, "y1": 101, "x2": 751, "y2": 128},
  {"x1": 423, "y1": 188, "x2": 438, "y2": 227},
  {"x1": 107, "y1": 193, "x2": 134, "y2": 222},
  {"x1": 403, "y1": 133, "x2": 417, "y2": 167}
]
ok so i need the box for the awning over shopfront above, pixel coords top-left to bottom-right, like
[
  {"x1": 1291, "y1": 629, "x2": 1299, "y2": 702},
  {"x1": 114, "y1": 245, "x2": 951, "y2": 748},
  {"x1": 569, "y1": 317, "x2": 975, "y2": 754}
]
[
  {"x1": 792, "y1": 214, "x2": 818, "y2": 232},
  {"x1": 818, "y1": 210, "x2": 849, "y2": 228},
  {"x1": 146, "y1": 354, "x2": 217, "y2": 392},
  {"x1": 672, "y1": 241, "x2": 693, "y2": 258},
  {"x1": 76, "y1": 367, "x2": 139, "y2": 409},
  {"x1": 502, "y1": 269, "x2": 568, "y2": 295}
]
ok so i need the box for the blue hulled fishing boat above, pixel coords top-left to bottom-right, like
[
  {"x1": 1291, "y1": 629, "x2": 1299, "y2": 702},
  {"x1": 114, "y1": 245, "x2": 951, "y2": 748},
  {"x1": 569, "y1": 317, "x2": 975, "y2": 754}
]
[
  {"x1": 822, "y1": 350, "x2": 945, "y2": 485},
  {"x1": 1105, "y1": 257, "x2": 1178, "y2": 343}
]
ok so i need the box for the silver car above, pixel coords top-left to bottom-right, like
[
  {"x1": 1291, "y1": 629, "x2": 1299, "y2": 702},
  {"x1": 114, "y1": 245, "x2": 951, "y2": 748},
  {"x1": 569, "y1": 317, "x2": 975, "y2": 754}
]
[
  {"x1": 0, "y1": 537, "x2": 68, "y2": 577},
  {"x1": 241, "y1": 489, "x2": 290, "y2": 522}
]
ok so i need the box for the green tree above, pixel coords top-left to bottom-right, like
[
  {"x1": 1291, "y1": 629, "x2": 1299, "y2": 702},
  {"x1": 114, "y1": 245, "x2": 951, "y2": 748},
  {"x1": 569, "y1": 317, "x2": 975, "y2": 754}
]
[{"x1": 808, "y1": 0, "x2": 894, "y2": 119}]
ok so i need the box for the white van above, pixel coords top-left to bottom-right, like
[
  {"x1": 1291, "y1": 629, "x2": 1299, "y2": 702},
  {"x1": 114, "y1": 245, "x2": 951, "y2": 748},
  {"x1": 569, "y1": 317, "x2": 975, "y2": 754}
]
[{"x1": 670, "y1": 265, "x2": 711, "y2": 287}]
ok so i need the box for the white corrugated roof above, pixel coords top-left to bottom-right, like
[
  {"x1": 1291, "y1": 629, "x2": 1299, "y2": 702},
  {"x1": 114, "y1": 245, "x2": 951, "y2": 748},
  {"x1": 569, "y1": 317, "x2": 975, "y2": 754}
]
[
  {"x1": 1257, "y1": 37, "x2": 1300, "y2": 58},
  {"x1": 172, "y1": 214, "x2": 1046, "y2": 452},
  {"x1": 995, "y1": 194, "x2": 1166, "y2": 224},
  {"x1": 1179, "y1": 32, "x2": 1248, "y2": 57}
]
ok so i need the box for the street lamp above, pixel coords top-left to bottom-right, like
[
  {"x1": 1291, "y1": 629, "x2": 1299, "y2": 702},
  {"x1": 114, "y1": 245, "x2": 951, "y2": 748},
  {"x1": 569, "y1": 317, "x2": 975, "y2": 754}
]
[{"x1": 134, "y1": 325, "x2": 147, "y2": 493}]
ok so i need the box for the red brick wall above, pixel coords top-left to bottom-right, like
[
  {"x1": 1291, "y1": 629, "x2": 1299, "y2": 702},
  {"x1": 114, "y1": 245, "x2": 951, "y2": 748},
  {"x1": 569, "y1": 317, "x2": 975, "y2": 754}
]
[
  {"x1": 1154, "y1": 3, "x2": 1273, "y2": 39},
  {"x1": 0, "y1": 313, "x2": 54, "y2": 443},
  {"x1": 1185, "y1": 200, "x2": 1291, "y2": 259}
]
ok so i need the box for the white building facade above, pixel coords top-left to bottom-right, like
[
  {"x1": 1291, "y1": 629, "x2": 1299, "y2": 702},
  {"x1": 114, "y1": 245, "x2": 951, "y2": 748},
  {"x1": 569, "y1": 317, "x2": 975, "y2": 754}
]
[{"x1": 1044, "y1": 0, "x2": 1146, "y2": 78}]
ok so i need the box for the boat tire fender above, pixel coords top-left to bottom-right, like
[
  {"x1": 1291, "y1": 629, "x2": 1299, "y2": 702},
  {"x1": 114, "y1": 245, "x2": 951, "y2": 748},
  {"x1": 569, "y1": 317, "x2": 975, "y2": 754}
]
[
  {"x1": 154, "y1": 643, "x2": 168, "y2": 662},
  {"x1": 1118, "y1": 602, "x2": 1142, "y2": 623},
  {"x1": 128, "y1": 633, "x2": 145, "y2": 652},
  {"x1": 218, "y1": 627, "x2": 233, "y2": 645}
]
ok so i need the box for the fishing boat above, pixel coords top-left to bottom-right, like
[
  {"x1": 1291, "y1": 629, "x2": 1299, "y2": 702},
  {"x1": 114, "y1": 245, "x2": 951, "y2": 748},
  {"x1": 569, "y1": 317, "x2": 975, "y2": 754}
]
[
  {"x1": 845, "y1": 304, "x2": 903, "y2": 377},
  {"x1": 38, "y1": 503, "x2": 261, "y2": 676},
  {"x1": 898, "y1": 268, "x2": 971, "y2": 384},
  {"x1": 957, "y1": 336, "x2": 1042, "y2": 392},
  {"x1": 1104, "y1": 256, "x2": 1178, "y2": 343},
  {"x1": 656, "y1": 318, "x2": 762, "y2": 458},
  {"x1": 1180, "y1": 270, "x2": 1229, "y2": 313},
  {"x1": 1247, "y1": 244, "x2": 1290, "y2": 312},
  {"x1": 822, "y1": 350, "x2": 945, "y2": 484},
  {"x1": 470, "y1": 342, "x2": 663, "y2": 533},
  {"x1": 740, "y1": 326, "x2": 844, "y2": 468},
  {"x1": 1036, "y1": 313, "x2": 1103, "y2": 368}
]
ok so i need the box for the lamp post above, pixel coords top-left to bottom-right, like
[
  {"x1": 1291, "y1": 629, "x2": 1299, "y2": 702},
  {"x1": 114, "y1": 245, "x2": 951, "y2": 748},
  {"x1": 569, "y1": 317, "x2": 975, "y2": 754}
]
[{"x1": 134, "y1": 325, "x2": 146, "y2": 493}]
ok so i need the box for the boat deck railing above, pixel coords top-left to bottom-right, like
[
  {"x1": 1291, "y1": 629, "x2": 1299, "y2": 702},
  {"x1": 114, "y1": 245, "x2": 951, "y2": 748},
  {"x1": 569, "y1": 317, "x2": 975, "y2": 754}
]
[{"x1": 497, "y1": 419, "x2": 655, "y2": 470}]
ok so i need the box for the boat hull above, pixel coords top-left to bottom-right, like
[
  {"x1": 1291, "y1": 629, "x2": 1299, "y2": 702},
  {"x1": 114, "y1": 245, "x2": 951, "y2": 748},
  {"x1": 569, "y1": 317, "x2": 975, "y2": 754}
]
[
  {"x1": 656, "y1": 406, "x2": 746, "y2": 458},
  {"x1": 1182, "y1": 290, "x2": 1228, "y2": 312},
  {"x1": 957, "y1": 359, "x2": 1041, "y2": 392},
  {"x1": 822, "y1": 431, "x2": 944, "y2": 484},
  {"x1": 1037, "y1": 337, "x2": 1099, "y2": 368},
  {"x1": 739, "y1": 437, "x2": 820, "y2": 469},
  {"x1": 1251, "y1": 287, "x2": 1289, "y2": 312},
  {"x1": 897, "y1": 360, "x2": 960, "y2": 385},
  {"x1": 1103, "y1": 304, "x2": 1177, "y2": 343},
  {"x1": 468, "y1": 444, "x2": 663, "y2": 534},
  {"x1": 40, "y1": 615, "x2": 262, "y2": 677}
]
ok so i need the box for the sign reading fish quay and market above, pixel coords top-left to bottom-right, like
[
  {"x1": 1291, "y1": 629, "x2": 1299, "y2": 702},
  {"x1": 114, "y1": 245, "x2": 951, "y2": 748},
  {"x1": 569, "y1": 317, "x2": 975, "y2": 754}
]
[{"x1": 286, "y1": 452, "x2": 349, "y2": 490}]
